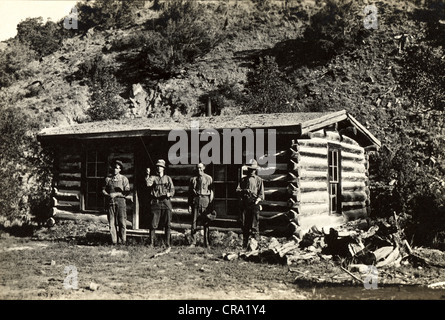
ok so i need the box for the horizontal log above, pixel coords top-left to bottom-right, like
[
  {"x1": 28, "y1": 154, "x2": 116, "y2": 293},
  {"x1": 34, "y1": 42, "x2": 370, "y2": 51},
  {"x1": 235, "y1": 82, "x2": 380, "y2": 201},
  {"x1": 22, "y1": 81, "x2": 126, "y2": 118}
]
[
  {"x1": 343, "y1": 208, "x2": 367, "y2": 220},
  {"x1": 298, "y1": 181, "x2": 328, "y2": 191},
  {"x1": 299, "y1": 169, "x2": 328, "y2": 179},
  {"x1": 168, "y1": 164, "x2": 196, "y2": 170},
  {"x1": 170, "y1": 197, "x2": 189, "y2": 204},
  {"x1": 261, "y1": 200, "x2": 288, "y2": 208},
  {"x1": 108, "y1": 153, "x2": 134, "y2": 161},
  {"x1": 253, "y1": 149, "x2": 289, "y2": 160},
  {"x1": 338, "y1": 134, "x2": 359, "y2": 146},
  {"x1": 299, "y1": 191, "x2": 329, "y2": 204},
  {"x1": 60, "y1": 154, "x2": 81, "y2": 162},
  {"x1": 173, "y1": 208, "x2": 190, "y2": 215},
  {"x1": 342, "y1": 181, "x2": 366, "y2": 191},
  {"x1": 342, "y1": 201, "x2": 366, "y2": 210},
  {"x1": 341, "y1": 171, "x2": 367, "y2": 181},
  {"x1": 261, "y1": 174, "x2": 289, "y2": 182},
  {"x1": 58, "y1": 162, "x2": 81, "y2": 171},
  {"x1": 52, "y1": 209, "x2": 132, "y2": 227},
  {"x1": 173, "y1": 186, "x2": 189, "y2": 196},
  {"x1": 299, "y1": 130, "x2": 342, "y2": 142},
  {"x1": 53, "y1": 188, "x2": 80, "y2": 199},
  {"x1": 341, "y1": 151, "x2": 365, "y2": 161},
  {"x1": 253, "y1": 163, "x2": 289, "y2": 174},
  {"x1": 297, "y1": 203, "x2": 329, "y2": 216},
  {"x1": 296, "y1": 145, "x2": 328, "y2": 158},
  {"x1": 58, "y1": 172, "x2": 81, "y2": 180},
  {"x1": 341, "y1": 191, "x2": 367, "y2": 202},
  {"x1": 58, "y1": 180, "x2": 81, "y2": 189},
  {"x1": 264, "y1": 187, "x2": 288, "y2": 196},
  {"x1": 53, "y1": 197, "x2": 79, "y2": 207},
  {"x1": 259, "y1": 211, "x2": 289, "y2": 219},
  {"x1": 171, "y1": 175, "x2": 194, "y2": 182},
  {"x1": 342, "y1": 162, "x2": 366, "y2": 173},
  {"x1": 298, "y1": 157, "x2": 328, "y2": 169}
]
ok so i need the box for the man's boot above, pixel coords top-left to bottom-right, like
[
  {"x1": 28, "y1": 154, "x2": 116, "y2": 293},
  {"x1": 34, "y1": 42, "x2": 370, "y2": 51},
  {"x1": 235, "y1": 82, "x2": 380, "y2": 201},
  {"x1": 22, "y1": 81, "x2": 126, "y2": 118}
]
[
  {"x1": 165, "y1": 228, "x2": 171, "y2": 248},
  {"x1": 203, "y1": 226, "x2": 209, "y2": 248},
  {"x1": 149, "y1": 229, "x2": 155, "y2": 247}
]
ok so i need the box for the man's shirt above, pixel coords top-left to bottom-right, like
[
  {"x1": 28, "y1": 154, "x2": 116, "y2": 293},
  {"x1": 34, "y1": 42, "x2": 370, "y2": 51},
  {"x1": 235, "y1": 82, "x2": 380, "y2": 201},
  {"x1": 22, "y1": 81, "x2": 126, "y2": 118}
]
[
  {"x1": 188, "y1": 173, "x2": 213, "y2": 205},
  {"x1": 146, "y1": 174, "x2": 175, "y2": 199},
  {"x1": 104, "y1": 174, "x2": 130, "y2": 195},
  {"x1": 239, "y1": 174, "x2": 265, "y2": 202}
]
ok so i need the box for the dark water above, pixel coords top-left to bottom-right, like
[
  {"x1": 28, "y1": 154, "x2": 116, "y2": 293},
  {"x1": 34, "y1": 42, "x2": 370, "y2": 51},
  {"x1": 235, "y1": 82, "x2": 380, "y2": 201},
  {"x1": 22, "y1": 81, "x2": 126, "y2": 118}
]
[{"x1": 297, "y1": 282, "x2": 445, "y2": 300}]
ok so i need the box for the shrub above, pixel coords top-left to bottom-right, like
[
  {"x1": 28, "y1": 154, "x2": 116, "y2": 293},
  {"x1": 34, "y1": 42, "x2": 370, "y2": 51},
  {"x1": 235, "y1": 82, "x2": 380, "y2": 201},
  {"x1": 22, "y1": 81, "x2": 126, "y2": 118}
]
[
  {"x1": 303, "y1": 0, "x2": 370, "y2": 54},
  {"x1": 16, "y1": 17, "x2": 64, "y2": 57},
  {"x1": 0, "y1": 40, "x2": 37, "y2": 87},
  {"x1": 243, "y1": 56, "x2": 304, "y2": 114},
  {"x1": 0, "y1": 104, "x2": 53, "y2": 225},
  {"x1": 139, "y1": 0, "x2": 226, "y2": 76},
  {"x1": 77, "y1": 0, "x2": 145, "y2": 32},
  {"x1": 398, "y1": 45, "x2": 445, "y2": 112},
  {"x1": 199, "y1": 81, "x2": 246, "y2": 116},
  {"x1": 369, "y1": 141, "x2": 445, "y2": 248}
]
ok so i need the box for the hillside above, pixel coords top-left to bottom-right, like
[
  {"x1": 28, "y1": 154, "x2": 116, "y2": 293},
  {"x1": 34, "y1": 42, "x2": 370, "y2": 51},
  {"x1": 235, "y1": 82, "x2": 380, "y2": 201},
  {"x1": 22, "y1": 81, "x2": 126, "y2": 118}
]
[{"x1": 0, "y1": 0, "x2": 444, "y2": 247}]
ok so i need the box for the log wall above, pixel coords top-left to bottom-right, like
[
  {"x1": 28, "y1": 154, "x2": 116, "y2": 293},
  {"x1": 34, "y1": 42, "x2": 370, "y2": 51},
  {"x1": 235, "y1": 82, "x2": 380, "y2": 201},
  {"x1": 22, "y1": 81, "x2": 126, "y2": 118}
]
[
  {"x1": 51, "y1": 141, "x2": 136, "y2": 226},
  {"x1": 292, "y1": 129, "x2": 369, "y2": 224},
  {"x1": 53, "y1": 145, "x2": 82, "y2": 214}
]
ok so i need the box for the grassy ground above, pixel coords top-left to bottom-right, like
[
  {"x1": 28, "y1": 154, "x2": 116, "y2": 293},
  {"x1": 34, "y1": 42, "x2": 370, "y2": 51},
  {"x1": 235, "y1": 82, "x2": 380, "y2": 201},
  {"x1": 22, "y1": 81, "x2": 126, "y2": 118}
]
[{"x1": 1, "y1": 220, "x2": 445, "y2": 300}]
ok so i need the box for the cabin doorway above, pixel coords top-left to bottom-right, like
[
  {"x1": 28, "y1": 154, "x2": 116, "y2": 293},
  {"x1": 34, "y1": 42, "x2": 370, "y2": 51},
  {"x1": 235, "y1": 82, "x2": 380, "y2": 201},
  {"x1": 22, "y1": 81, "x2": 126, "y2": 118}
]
[{"x1": 134, "y1": 138, "x2": 156, "y2": 229}]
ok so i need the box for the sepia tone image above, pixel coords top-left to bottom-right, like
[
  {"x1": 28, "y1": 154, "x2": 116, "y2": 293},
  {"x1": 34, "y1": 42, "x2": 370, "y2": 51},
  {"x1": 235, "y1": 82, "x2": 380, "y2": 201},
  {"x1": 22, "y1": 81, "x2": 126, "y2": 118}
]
[{"x1": 0, "y1": 0, "x2": 444, "y2": 304}]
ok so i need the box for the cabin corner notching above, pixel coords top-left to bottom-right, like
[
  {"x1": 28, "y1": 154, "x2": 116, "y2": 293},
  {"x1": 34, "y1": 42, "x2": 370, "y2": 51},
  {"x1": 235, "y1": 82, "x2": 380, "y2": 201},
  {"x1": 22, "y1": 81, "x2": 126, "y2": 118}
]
[{"x1": 37, "y1": 110, "x2": 381, "y2": 233}]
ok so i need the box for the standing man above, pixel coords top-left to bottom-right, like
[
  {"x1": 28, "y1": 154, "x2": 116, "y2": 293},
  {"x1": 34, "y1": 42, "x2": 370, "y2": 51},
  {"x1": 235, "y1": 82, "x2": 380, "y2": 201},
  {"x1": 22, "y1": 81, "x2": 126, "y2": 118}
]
[
  {"x1": 146, "y1": 159, "x2": 175, "y2": 248},
  {"x1": 102, "y1": 159, "x2": 130, "y2": 245},
  {"x1": 237, "y1": 159, "x2": 265, "y2": 249},
  {"x1": 188, "y1": 163, "x2": 214, "y2": 248}
]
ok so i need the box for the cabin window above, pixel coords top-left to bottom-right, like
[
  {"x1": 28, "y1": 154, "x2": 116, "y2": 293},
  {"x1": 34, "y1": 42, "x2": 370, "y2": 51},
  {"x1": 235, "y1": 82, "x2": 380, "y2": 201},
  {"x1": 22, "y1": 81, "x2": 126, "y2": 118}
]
[
  {"x1": 208, "y1": 164, "x2": 240, "y2": 216},
  {"x1": 328, "y1": 147, "x2": 341, "y2": 214},
  {"x1": 85, "y1": 149, "x2": 107, "y2": 210}
]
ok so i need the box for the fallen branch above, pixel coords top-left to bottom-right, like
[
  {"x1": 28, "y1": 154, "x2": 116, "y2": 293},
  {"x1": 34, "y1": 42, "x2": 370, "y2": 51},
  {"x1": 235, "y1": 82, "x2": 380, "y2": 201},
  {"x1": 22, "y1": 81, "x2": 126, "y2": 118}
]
[
  {"x1": 410, "y1": 252, "x2": 445, "y2": 268},
  {"x1": 151, "y1": 247, "x2": 171, "y2": 258},
  {"x1": 340, "y1": 266, "x2": 364, "y2": 284}
]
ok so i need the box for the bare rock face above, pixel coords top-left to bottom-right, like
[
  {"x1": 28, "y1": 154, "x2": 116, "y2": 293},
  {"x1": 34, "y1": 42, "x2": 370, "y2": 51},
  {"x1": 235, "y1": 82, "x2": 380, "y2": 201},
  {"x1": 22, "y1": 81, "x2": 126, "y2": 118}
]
[{"x1": 129, "y1": 83, "x2": 150, "y2": 117}]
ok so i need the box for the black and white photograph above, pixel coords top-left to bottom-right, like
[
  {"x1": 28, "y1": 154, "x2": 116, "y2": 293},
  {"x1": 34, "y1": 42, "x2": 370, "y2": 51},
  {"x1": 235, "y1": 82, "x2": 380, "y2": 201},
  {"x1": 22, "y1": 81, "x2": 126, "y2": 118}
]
[{"x1": 0, "y1": 0, "x2": 444, "y2": 306}]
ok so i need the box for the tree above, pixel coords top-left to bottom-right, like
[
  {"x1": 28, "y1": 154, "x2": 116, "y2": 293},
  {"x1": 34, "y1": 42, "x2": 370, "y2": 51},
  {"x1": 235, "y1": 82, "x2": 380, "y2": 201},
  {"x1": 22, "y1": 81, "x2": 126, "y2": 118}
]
[
  {"x1": 138, "y1": 0, "x2": 226, "y2": 77},
  {"x1": 16, "y1": 17, "x2": 63, "y2": 57},
  {"x1": 76, "y1": 0, "x2": 145, "y2": 32},
  {"x1": 398, "y1": 45, "x2": 445, "y2": 113},
  {"x1": 0, "y1": 103, "x2": 53, "y2": 225},
  {"x1": 243, "y1": 56, "x2": 301, "y2": 114},
  {"x1": 82, "y1": 55, "x2": 127, "y2": 121},
  {"x1": 0, "y1": 39, "x2": 37, "y2": 87}
]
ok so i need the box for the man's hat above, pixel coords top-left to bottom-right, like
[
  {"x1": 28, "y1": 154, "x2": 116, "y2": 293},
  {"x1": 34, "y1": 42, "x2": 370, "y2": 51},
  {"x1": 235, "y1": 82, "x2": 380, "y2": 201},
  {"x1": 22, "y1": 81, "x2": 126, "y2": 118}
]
[
  {"x1": 112, "y1": 159, "x2": 124, "y2": 169},
  {"x1": 245, "y1": 159, "x2": 259, "y2": 170},
  {"x1": 156, "y1": 159, "x2": 166, "y2": 168}
]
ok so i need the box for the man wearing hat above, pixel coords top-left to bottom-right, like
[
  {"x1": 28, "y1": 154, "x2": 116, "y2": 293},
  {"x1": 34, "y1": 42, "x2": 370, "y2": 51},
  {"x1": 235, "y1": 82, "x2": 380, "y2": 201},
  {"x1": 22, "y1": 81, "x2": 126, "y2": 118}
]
[
  {"x1": 146, "y1": 159, "x2": 175, "y2": 248},
  {"x1": 236, "y1": 159, "x2": 265, "y2": 249},
  {"x1": 188, "y1": 163, "x2": 214, "y2": 248},
  {"x1": 102, "y1": 159, "x2": 131, "y2": 245}
]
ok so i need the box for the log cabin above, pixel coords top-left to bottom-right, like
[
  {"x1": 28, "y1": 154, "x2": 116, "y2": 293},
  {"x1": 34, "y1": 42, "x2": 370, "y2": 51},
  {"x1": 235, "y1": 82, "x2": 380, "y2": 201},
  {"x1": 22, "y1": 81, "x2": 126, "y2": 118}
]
[{"x1": 37, "y1": 110, "x2": 381, "y2": 234}]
